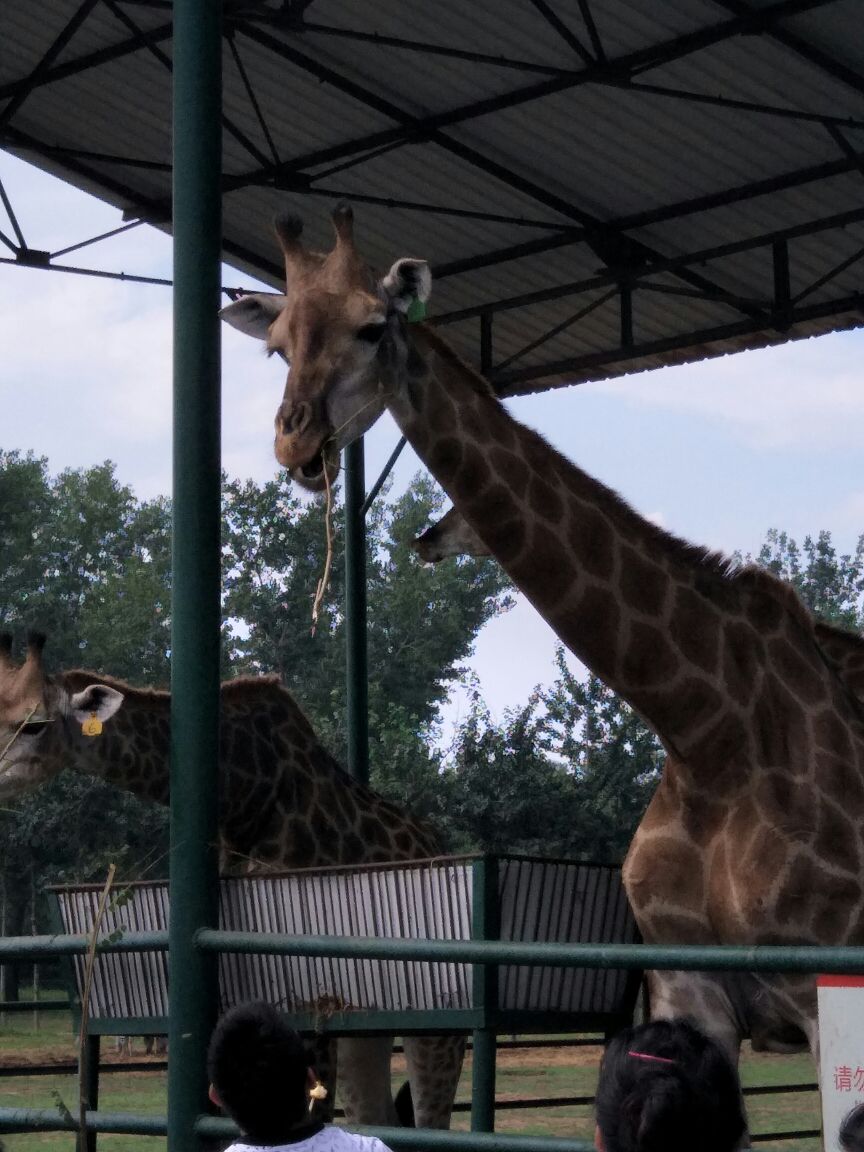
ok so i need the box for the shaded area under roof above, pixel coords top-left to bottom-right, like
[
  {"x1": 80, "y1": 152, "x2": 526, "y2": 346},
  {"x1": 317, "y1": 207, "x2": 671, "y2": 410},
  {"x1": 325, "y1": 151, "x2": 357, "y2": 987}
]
[{"x1": 2, "y1": 0, "x2": 864, "y2": 397}]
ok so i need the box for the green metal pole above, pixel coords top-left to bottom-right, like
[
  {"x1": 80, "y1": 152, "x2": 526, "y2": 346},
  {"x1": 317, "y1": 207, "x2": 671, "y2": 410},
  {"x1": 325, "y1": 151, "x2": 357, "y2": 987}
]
[
  {"x1": 170, "y1": 0, "x2": 222, "y2": 1148},
  {"x1": 78, "y1": 1034, "x2": 99, "y2": 1152},
  {"x1": 344, "y1": 437, "x2": 369, "y2": 784},
  {"x1": 471, "y1": 857, "x2": 500, "y2": 1132}
]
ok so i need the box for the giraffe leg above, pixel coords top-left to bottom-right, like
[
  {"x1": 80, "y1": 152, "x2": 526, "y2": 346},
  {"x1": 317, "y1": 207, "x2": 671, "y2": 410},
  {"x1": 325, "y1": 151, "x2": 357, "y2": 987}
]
[
  {"x1": 402, "y1": 1035, "x2": 466, "y2": 1129},
  {"x1": 648, "y1": 971, "x2": 751, "y2": 1149},
  {"x1": 337, "y1": 1036, "x2": 398, "y2": 1126},
  {"x1": 647, "y1": 970, "x2": 743, "y2": 1062}
]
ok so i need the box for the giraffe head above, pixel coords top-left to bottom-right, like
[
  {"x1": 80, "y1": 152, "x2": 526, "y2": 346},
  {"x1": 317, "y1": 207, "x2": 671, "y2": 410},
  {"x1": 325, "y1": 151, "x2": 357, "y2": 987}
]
[
  {"x1": 0, "y1": 633, "x2": 124, "y2": 800},
  {"x1": 220, "y1": 204, "x2": 430, "y2": 490},
  {"x1": 412, "y1": 507, "x2": 491, "y2": 564}
]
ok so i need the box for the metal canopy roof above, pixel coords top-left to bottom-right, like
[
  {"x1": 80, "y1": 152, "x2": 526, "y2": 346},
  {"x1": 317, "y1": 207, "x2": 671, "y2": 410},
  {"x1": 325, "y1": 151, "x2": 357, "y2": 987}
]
[{"x1": 2, "y1": 0, "x2": 864, "y2": 397}]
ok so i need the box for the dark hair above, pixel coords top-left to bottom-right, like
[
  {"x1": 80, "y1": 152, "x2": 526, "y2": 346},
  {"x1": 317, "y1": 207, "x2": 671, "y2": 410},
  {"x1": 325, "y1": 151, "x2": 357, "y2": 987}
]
[
  {"x1": 595, "y1": 1018, "x2": 746, "y2": 1152},
  {"x1": 207, "y1": 1001, "x2": 312, "y2": 1142},
  {"x1": 841, "y1": 1103, "x2": 864, "y2": 1152}
]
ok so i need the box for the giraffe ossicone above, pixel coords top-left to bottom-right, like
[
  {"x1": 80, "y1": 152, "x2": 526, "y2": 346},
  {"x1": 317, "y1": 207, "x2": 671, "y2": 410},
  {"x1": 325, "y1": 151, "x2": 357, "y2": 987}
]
[
  {"x1": 0, "y1": 632, "x2": 464, "y2": 1128},
  {"x1": 222, "y1": 204, "x2": 864, "y2": 1071}
]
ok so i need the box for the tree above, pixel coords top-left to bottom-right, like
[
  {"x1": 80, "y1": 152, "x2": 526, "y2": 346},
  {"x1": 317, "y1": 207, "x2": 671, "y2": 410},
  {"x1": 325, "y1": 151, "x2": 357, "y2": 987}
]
[
  {"x1": 0, "y1": 450, "x2": 172, "y2": 681},
  {"x1": 0, "y1": 452, "x2": 171, "y2": 986},
  {"x1": 442, "y1": 687, "x2": 581, "y2": 856},
  {"x1": 543, "y1": 647, "x2": 664, "y2": 862},
  {"x1": 1, "y1": 459, "x2": 510, "y2": 928},
  {"x1": 441, "y1": 652, "x2": 664, "y2": 863},
  {"x1": 746, "y1": 529, "x2": 864, "y2": 629},
  {"x1": 223, "y1": 471, "x2": 512, "y2": 792}
]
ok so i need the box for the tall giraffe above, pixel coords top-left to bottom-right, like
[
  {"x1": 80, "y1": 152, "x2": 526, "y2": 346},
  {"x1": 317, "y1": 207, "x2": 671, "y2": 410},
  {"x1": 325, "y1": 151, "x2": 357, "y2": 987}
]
[
  {"x1": 0, "y1": 633, "x2": 464, "y2": 1127},
  {"x1": 221, "y1": 204, "x2": 864, "y2": 1065}
]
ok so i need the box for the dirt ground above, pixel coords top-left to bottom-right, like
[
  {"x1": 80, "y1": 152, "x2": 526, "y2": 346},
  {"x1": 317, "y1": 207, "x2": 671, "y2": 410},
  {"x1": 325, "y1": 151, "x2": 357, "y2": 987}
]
[{"x1": 0, "y1": 1043, "x2": 165, "y2": 1067}]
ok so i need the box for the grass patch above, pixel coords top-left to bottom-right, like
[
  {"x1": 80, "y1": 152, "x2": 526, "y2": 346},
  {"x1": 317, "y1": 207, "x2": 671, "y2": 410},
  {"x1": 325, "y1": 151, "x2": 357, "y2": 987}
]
[{"x1": 0, "y1": 1009, "x2": 824, "y2": 1152}]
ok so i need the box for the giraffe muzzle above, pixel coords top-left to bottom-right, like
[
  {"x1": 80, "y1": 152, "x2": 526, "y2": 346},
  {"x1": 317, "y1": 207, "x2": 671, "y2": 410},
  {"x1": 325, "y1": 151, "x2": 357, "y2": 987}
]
[{"x1": 280, "y1": 441, "x2": 341, "y2": 492}]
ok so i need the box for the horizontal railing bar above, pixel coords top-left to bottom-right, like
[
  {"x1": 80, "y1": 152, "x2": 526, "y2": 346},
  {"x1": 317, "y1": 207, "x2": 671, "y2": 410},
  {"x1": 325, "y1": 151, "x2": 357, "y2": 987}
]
[
  {"x1": 8, "y1": 928, "x2": 864, "y2": 973},
  {"x1": 0, "y1": 1105, "x2": 821, "y2": 1149},
  {"x1": 0, "y1": 1110, "x2": 596, "y2": 1150},
  {"x1": 199, "y1": 1118, "x2": 596, "y2": 1152},
  {"x1": 197, "y1": 931, "x2": 864, "y2": 973},
  {"x1": 751, "y1": 1130, "x2": 821, "y2": 1143},
  {"x1": 0, "y1": 933, "x2": 168, "y2": 959},
  {"x1": 0, "y1": 1107, "x2": 168, "y2": 1135},
  {"x1": 0, "y1": 999, "x2": 70, "y2": 1013}
]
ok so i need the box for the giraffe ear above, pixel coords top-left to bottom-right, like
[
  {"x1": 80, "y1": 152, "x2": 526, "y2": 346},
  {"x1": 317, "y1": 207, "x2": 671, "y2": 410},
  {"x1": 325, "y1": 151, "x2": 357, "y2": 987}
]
[
  {"x1": 69, "y1": 685, "x2": 125, "y2": 726},
  {"x1": 220, "y1": 294, "x2": 288, "y2": 341},
  {"x1": 380, "y1": 259, "x2": 432, "y2": 314}
]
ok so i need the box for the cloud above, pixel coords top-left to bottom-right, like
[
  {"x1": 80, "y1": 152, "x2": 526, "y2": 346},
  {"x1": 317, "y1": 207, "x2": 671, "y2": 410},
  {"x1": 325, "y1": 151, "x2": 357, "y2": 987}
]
[
  {"x1": 597, "y1": 330, "x2": 864, "y2": 451},
  {"x1": 0, "y1": 264, "x2": 290, "y2": 499},
  {"x1": 0, "y1": 270, "x2": 172, "y2": 485}
]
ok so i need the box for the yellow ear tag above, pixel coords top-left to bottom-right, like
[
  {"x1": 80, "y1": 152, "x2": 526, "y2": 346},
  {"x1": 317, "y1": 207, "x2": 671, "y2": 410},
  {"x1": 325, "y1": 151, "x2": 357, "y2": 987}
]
[{"x1": 82, "y1": 713, "x2": 103, "y2": 737}]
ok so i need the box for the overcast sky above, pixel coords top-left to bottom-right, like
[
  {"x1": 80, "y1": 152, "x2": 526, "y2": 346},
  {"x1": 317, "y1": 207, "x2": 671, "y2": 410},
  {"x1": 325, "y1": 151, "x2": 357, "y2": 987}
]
[{"x1": 2, "y1": 152, "x2": 863, "y2": 737}]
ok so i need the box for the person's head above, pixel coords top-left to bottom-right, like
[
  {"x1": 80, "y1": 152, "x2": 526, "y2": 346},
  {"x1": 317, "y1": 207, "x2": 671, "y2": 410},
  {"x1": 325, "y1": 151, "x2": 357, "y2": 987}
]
[
  {"x1": 207, "y1": 1001, "x2": 315, "y2": 1143},
  {"x1": 594, "y1": 1018, "x2": 746, "y2": 1152},
  {"x1": 840, "y1": 1102, "x2": 864, "y2": 1152}
]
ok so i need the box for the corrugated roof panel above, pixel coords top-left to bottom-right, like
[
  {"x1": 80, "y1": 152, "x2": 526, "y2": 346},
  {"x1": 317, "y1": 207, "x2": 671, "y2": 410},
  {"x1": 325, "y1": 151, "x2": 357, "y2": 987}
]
[{"x1": 2, "y1": 0, "x2": 863, "y2": 396}]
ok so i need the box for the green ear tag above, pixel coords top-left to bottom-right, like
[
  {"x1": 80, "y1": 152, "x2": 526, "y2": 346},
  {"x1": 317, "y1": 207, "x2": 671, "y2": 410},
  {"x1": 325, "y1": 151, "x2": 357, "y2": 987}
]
[{"x1": 405, "y1": 298, "x2": 427, "y2": 324}]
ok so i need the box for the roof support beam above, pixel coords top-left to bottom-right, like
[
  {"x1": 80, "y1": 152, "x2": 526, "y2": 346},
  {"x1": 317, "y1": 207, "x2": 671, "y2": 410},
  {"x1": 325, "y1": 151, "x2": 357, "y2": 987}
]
[
  {"x1": 228, "y1": 26, "x2": 772, "y2": 325},
  {"x1": 0, "y1": 0, "x2": 100, "y2": 132},
  {"x1": 101, "y1": 0, "x2": 274, "y2": 170},
  {"x1": 792, "y1": 244, "x2": 864, "y2": 306},
  {"x1": 226, "y1": 0, "x2": 836, "y2": 190},
  {"x1": 710, "y1": 0, "x2": 864, "y2": 99},
  {"x1": 433, "y1": 146, "x2": 864, "y2": 281},
  {"x1": 225, "y1": 29, "x2": 281, "y2": 167},
  {"x1": 608, "y1": 78, "x2": 864, "y2": 130},
  {"x1": 0, "y1": 0, "x2": 250, "y2": 102},
  {"x1": 491, "y1": 289, "x2": 864, "y2": 390},
  {"x1": 0, "y1": 174, "x2": 27, "y2": 249},
  {"x1": 1, "y1": 124, "x2": 284, "y2": 286},
  {"x1": 255, "y1": 17, "x2": 566, "y2": 77},
  {"x1": 433, "y1": 203, "x2": 864, "y2": 324},
  {"x1": 576, "y1": 0, "x2": 606, "y2": 62},
  {"x1": 525, "y1": 0, "x2": 595, "y2": 65},
  {"x1": 772, "y1": 240, "x2": 792, "y2": 330},
  {"x1": 492, "y1": 288, "x2": 618, "y2": 375}
]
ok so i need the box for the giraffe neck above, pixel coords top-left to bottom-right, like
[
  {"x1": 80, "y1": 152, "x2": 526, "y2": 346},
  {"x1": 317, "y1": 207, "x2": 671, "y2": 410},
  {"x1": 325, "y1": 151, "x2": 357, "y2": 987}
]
[
  {"x1": 386, "y1": 324, "x2": 826, "y2": 763},
  {"x1": 57, "y1": 672, "x2": 440, "y2": 870}
]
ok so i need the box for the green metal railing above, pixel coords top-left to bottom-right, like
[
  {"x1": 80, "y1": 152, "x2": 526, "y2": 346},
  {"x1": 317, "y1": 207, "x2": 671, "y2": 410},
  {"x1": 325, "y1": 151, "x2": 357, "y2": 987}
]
[
  {"x1": 169, "y1": 0, "x2": 222, "y2": 1147},
  {"x1": 0, "y1": 928, "x2": 857, "y2": 1148}
]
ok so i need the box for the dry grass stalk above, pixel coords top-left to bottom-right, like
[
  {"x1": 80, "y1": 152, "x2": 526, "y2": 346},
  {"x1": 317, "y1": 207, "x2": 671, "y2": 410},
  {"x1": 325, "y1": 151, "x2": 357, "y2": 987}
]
[
  {"x1": 0, "y1": 705, "x2": 39, "y2": 769},
  {"x1": 310, "y1": 461, "x2": 334, "y2": 636}
]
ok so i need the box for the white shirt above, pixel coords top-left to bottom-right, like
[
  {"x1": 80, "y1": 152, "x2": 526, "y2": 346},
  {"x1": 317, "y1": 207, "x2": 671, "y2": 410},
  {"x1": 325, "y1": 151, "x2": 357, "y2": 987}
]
[{"x1": 226, "y1": 1126, "x2": 394, "y2": 1152}]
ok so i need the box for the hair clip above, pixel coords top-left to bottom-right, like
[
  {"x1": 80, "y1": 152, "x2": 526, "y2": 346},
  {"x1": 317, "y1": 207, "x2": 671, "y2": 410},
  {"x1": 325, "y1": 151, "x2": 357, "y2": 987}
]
[{"x1": 628, "y1": 1050, "x2": 676, "y2": 1065}]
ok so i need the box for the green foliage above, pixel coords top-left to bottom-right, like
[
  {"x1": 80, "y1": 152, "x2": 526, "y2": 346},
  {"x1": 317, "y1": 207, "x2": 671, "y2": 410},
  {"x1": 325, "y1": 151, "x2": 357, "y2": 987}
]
[
  {"x1": 440, "y1": 653, "x2": 664, "y2": 862},
  {"x1": 222, "y1": 471, "x2": 512, "y2": 784},
  {"x1": 0, "y1": 455, "x2": 509, "y2": 932},
  {"x1": 747, "y1": 528, "x2": 864, "y2": 629},
  {"x1": 542, "y1": 648, "x2": 664, "y2": 862},
  {"x1": 0, "y1": 450, "x2": 172, "y2": 682},
  {"x1": 2, "y1": 439, "x2": 861, "y2": 902},
  {"x1": 441, "y1": 686, "x2": 581, "y2": 857}
]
